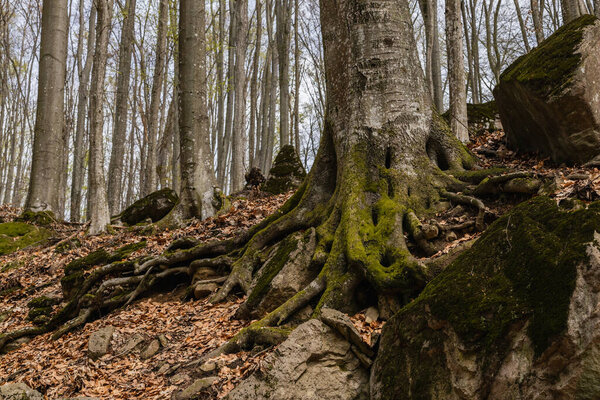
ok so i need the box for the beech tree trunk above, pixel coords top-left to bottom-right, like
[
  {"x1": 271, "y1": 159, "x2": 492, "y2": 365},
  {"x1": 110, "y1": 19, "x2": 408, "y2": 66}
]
[
  {"x1": 108, "y1": 0, "x2": 136, "y2": 215},
  {"x1": 26, "y1": 0, "x2": 68, "y2": 213},
  {"x1": 446, "y1": 0, "x2": 469, "y2": 143},
  {"x1": 419, "y1": 0, "x2": 444, "y2": 112},
  {"x1": 87, "y1": 0, "x2": 113, "y2": 235},
  {"x1": 276, "y1": 0, "x2": 292, "y2": 147}
]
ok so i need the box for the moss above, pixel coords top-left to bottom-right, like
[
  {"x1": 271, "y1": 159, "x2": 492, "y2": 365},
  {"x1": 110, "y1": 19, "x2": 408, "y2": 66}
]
[
  {"x1": 406, "y1": 196, "x2": 600, "y2": 356},
  {"x1": 442, "y1": 101, "x2": 498, "y2": 127},
  {"x1": 121, "y1": 188, "x2": 179, "y2": 225},
  {"x1": 60, "y1": 271, "x2": 84, "y2": 299},
  {"x1": 27, "y1": 296, "x2": 59, "y2": 309},
  {"x1": 263, "y1": 145, "x2": 307, "y2": 194},
  {"x1": 110, "y1": 241, "x2": 147, "y2": 261},
  {"x1": 500, "y1": 15, "x2": 597, "y2": 98},
  {"x1": 16, "y1": 210, "x2": 55, "y2": 226},
  {"x1": 27, "y1": 306, "x2": 52, "y2": 321},
  {"x1": 449, "y1": 167, "x2": 508, "y2": 184},
  {"x1": 64, "y1": 241, "x2": 146, "y2": 275},
  {"x1": 0, "y1": 222, "x2": 52, "y2": 256}
]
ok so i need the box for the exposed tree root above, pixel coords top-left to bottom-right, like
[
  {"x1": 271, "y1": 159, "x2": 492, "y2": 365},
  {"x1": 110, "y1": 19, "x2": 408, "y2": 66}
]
[{"x1": 441, "y1": 190, "x2": 488, "y2": 231}]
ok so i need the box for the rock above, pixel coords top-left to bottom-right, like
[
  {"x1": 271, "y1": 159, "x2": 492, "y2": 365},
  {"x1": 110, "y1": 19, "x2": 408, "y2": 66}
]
[
  {"x1": 170, "y1": 373, "x2": 190, "y2": 385},
  {"x1": 120, "y1": 188, "x2": 179, "y2": 225},
  {"x1": 199, "y1": 361, "x2": 217, "y2": 372},
  {"x1": 364, "y1": 307, "x2": 379, "y2": 324},
  {"x1": 371, "y1": 197, "x2": 600, "y2": 399},
  {"x1": 119, "y1": 333, "x2": 145, "y2": 355},
  {"x1": 158, "y1": 334, "x2": 169, "y2": 348},
  {"x1": 226, "y1": 319, "x2": 369, "y2": 400},
  {"x1": 445, "y1": 231, "x2": 458, "y2": 242},
  {"x1": 88, "y1": 326, "x2": 115, "y2": 360},
  {"x1": 191, "y1": 266, "x2": 220, "y2": 283},
  {"x1": 193, "y1": 282, "x2": 219, "y2": 299},
  {"x1": 244, "y1": 167, "x2": 266, "y2": 190},
  {"x1": 493, "y1": 15, "x2": 600, "y2": 164},
  {"x1": 141, "y1": 339, "x2": 161, "y2": 359},
  {"x1": 1, "y1": 337, "x2": 30, "y2": 354},
  {"x1": 443, "y1": 101, "x2": 500, "y2": 132},
  {"x1": 262, "y1": 145, "x2": 307, "y2": 194},
  {"x1": 173, "y1": 377, "x2": 218, "y2": 400},
  {"x1": 0, "y1": 222, "x2": 51, "y2": 257},
  {"x1": 320, "y1": 308, "x2": 374, "y2": 357},
  {"x1": 250, "y1": 229, "x2": 318, "y2": 316},
  {"x1": 0, "y1": 383, "x2": 43, "y2": 400}
]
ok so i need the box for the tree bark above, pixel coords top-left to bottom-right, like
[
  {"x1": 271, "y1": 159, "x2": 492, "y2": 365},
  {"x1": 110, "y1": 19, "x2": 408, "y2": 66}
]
[
  {"x1": 531, "y1": 0, "x2": 545, "y2": 44},
  {"x1": 87, "y1": 0, "x2": 113, "y2": 235},
  {"x1": 249, "y1": 0, "x2": 262, "y2": 168},
  {"x1": 446, "y1": 0, "x2": 469, "y2": 142},
  {"x1": 513, "y1": 0, "x2": 531, "y2": 52},
  {"x1": 419, "y1": 0, "x2": 444, "y2": 111},
  {"x1": 26, "y1": 0, "x2": 68, "y2": 213},
  {"x1": 293, "y1": 0, "x2": 301, "y2": 151},
  {"x1": 276, "y1": 0, "x2": 292, "y2": 147},
  {"x1": 107, "y1": 0, "x2": 136, "y2": 215}
]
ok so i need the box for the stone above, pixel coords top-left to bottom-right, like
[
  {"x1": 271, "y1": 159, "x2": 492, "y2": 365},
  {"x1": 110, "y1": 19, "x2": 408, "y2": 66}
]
[
  {"x1": 262, "y1": 145, "x2": 307, "y2": 194},
  {"x1": 199, "y1": 361, "x2": 217, "y2": 372},
  {"x1": 141, "y1": 339, "x2": 161, "y2": 359},
  {"x1": 158, "y1": 334, "x2": 169, "y2": 348},
  {"x1": 364, "y1": 307, "x2": 379, "y2": 324},
  {"x1": 193, "y1": 282, "x2": 219, "y2": 299},
  {"x1": 371, "y1": 197, "x2": 600, "y2": 399},
  {"x1": 244, "y1": 167, "x2": 266, "y2": 190},
  {"x1": 88, "y1": 326, "x2": 115, "y2": 360},
  {"x1": 170, "y1": 373, "x2": 190, "y2": 385},
  {"x1": 0, "y1": 383, "x2": 43, "y2": 400},
  {"x1": 120, "y1": 188, "x2": 179, "y2": 225},
  {"x1": 320, "y1": 308, "x2": 374, "y2": 357},
  {"x1": 251, "y1": 228, "x2": 318, "y2": 316},
  {"x1": 494, "y1": 15, "x2": 600, "y2": 164},
  {"x1": 119, "y1": 333, "x2": 145, "y2": 355},
  {"x1": 443, "y1": 101, "x2": 500, "y2": 132},
  {"x1": 191, "y1": 266, "x2": 219, "y2": 283},
  {"x1": 225, "y1": 319, "x2": 369, "y2": 400},
  {"x1": 0, "y1": 222, "x2": 51, "y2": 257},
  {"x1": 173, "y1": 377, "x2": 218, "y2": 400}
]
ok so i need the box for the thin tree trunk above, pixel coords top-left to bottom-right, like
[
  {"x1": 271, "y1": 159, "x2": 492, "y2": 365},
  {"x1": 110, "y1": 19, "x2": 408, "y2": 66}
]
[
  {"x1": 87, "y1": 0, "x2": 113, "y2": 235},
  {"x1": 531, "y1": 0, "x2": 545, "y2": 44},
  {"x1": 446, "y1": 0, "x2": 469, "y2": 143},
  {"x1": 276, "y1": 0, "x2": 292, "y2": 146},
  {"x1": 249, "y1": 0, "x2": 262, "y2": 168},
  {"x1": 26, "y1": 0, "x2": 69, "y2": 213},
  {"x1": 513, "y1": 0, "x2": 531, "y2": 52},
  {"x1": 107, "y1": 0, "x2": 136, "y2": 215},
  {"x1": 293, "y1": 0, "x2": 301, "y2": 151}
]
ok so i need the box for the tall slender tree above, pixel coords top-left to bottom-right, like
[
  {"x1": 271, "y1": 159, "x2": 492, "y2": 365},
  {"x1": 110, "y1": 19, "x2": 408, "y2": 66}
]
[
  {"x1": 446, "y1": 0, "x2": 469, "y2": 142},
  {"x1": 26, "y1": 0, "x2": 68, "y2": 213}
]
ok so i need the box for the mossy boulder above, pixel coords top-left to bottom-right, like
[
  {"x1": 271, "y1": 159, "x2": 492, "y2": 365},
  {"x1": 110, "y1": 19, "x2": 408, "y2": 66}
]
[
  {"x1": 494, "y1": 15, "x2": 600, "y2": 164},
  {"x1": 120, "y1": 188, "x2": 179, "y2": 225},
  {"x1": 442, "y1": 101, "x2": 500, "y2": 132},
  {"x1": 372, "y1": 197, "x2": 600, "y2": 399},
  {"x1": 0, "y1": 222, "x2": 51, "y2": 256},
  {"x1": 262, "y1": 145, "x2": 307, "y2": 195},
  {"x1": 16, "y1": 210, "x2": 55, "y2": 226}
]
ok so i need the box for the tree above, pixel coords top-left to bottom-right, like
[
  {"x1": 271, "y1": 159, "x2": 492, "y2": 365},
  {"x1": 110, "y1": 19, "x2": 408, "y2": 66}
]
[
  {"x1": 173, "y1": 0, "x2": 217, "y2": 222},
  {"x1": 446, "y1": 0, "x2": 469, "y2": 142},
  {"x1": 25, "y1": 0, "x2": 68, "y2": 213},
  {"x1": 107, "y1": 0, "x2": 137, "y2": 215},
  {"x1": 87, "y1": 0, "x2": 113, "y2": 235},
  {"x1": 276, "y1": 0, "x2": 292, "y2": 147}
]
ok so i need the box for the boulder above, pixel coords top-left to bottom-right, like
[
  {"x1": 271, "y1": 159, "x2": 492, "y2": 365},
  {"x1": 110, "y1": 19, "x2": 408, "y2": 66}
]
[
  {"x1": 120, "y1": 188, "x2": 179, "y2": 225},
  {"x1": 443, "y1": 101, "x2": 501, "y2": 132},
  {"x1": 0, "y1": 222, "x2": 51, "y2": 256},
  {"x1": 88, "y1": 326, "x2": 115, "y2": 359},
  {"x1": 0, "y1": 383, "x2": 43, "y2": 400},
  {"x1": 226, "y1": 319, "x2": 369, "y2": 400},
  {"x1": 141, "y1": 339, "x2": 161, "y2": 359},
  {"x1": 193, "y1": 282, "x2": 219, "y2": 299},
  {"x1": 493, "y1": 15, "x2": 600, "y2": 164},
  {"x1": 262, "y1": 145, "x2": 306, "y2": 194},
  {"x1": 371, "y1": 197, "x2": 600, "y2": 399}
]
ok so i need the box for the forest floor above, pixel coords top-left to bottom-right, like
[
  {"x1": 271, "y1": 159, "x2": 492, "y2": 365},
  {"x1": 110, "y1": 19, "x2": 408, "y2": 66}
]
[{"x1": 2, "y1": 129, "x2": 600, "y2": 399}]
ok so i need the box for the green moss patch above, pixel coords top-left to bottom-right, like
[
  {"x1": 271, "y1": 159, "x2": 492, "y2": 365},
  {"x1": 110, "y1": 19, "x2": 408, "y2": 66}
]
[
  {"x1": 64, "y1": 241, "x2": 146, "y2": 275},
  {"x1": 16, "y1": 210, "x2": 56, "y2": 226},
  {"x1": 500, "y1": 15, "x2": 597, "y2": 98},
  {"x1": 408, "y1": 196, "x2": 600, "y2": 356},
  {"x1": 0, "y1": 222, "x2": 52, "y2": 256}
]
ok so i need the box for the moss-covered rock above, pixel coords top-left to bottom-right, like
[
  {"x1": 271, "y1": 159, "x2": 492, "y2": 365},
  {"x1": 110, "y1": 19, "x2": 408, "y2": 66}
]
[
  {"x1": 443, "y1": 101, "x2": 499, "y2": 132},
  {"x1": 262, "y1": 145, "x2": 307, "y2": 195},
  {"x1": 121, "y1": 188, "x2": 179, "y2": 225},
  {"x1": 16, "y1": 210, "x2": 55, "y2": 226},
  {"x1": 494, "y1": 15, "x2": 600, "y2": 164},
  {"x1": 372, "y1": 197, "x2": 600, "y2": 399},
  {"x1": 55, "y1": 237, "x2": 82, "y2": 254},
  {"x1": 0, "y1": 222, "x2": 52, "y2": 256}
]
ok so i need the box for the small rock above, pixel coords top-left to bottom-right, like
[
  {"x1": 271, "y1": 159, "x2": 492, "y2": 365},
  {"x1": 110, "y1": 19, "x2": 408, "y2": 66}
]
[
  {"x1": 320, "y1": 308, "x2": 374, "y2": 357},
  {"x1": 194, "y1": 282, "x2": 219, "y2": 299},
  {"x1": 157, "y1": 363, "x2": 171, "y2": 375},
  {"x1": 119, "y1": 333, "x2": 145, "y2": 355},
  {"x1": 174, "y1": 377, "x2": 218, "y2": 400},
  {"x1": 170, "y1": 373, "x2": 190, "y2": 385},
  {"x1": 0, "y1": 383, "x2": 43, "y2": 400},
  {"x1": 158, "y1": 334, "x2": 169, "y2": 348},
  {"x1": 141, "y1": 339, "x2": 161, "y2": 359},
  {"x1": 88, "y1": 326, "x2": 115, "y2": 360},
  {"x1": 200, "y1": 361, "x2": 217, "y2": 372},
  {"x1": 365, "y1": 307, "x2": 379, "y2": 324},
  {"x1": 191, "y1": 266, "x2": 220, "y2": 283},
  {"x1": 351, "y1": 345, "x2": 373, "y2": 368},
  {"x1": 445, "y1": 231, "x2": 458, "y2": 242}
]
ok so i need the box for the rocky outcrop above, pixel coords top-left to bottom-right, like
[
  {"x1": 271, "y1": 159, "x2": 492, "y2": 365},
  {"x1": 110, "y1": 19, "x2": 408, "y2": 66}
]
[
  {"x1": 493, "y1": 15, "x2": 600, "y2": 164},
  {"x1": 262, "y1": 145, "x2": 306, "y2": 194},
  {"x1": 371, "y1": 197, "x2": 600, "y2": 399},
  {"x1": 0, "y1": 383, "x2": 43, "y2": 400},
  {"x1": 226, "y1": 319, "x2": 369, "y2": 400},
  {"x1": 120, "y1": 188, "x2": 179, "y2": 225}
]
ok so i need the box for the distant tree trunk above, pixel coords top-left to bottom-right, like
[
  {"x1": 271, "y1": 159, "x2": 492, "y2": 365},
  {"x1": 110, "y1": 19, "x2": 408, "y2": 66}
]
[
  {"x1": 158, "y1": 97, "x2": 176, "y2": 189},
  {"x1": 276, "y1": 0, "x2": 292, "y2": 147},
  {"x1": 419, "y1": 0, "x2": 444, "y2": 111},
  {"x1": 293, "y1": 0, "x2": 301, "y2": 151},
  {"x1": 87, "y1": 0, "x2": 113, "y2": 235},
  {"x1": 531, "y1": 0, "x2": 545, "y2": 44},
  {"x1": 258, "y1": 42, "x2": 272, "y2": 172},
  {"x1": 175, "y1": 0, "x2": 217, "y2": 221},
  {"x1": 513, "y1": 0, "x2": 531, "y2": 52},
  {"x1": 215, "y1": 0, "x2": 227, "y2": 187},
  {"x1": 595, "y1": 0, "x2": 600, "y2": 16},
  {"x1": 230, "y1": 0, "x2": 248, "y2": 192},
  {"x1": 562, "y1": 0, "x2": 582, "y2": 22},
  {"x1": 445, "y1": 0, "x2": 468, "y2": 142},
  {"x1": 26, "y1": 0, "x2": 68, "y2": 213},
  {"x1": 143, "y1": 0, "x2": 168, "y2": 196},
  {"x1": 266, "y1": 40, "x2": 279, "y2": 173},
  {"x1": 107, "y1": 0, "x2": 136, "y2": 215},
  {"x1": 249, "y1": 0, "x2": 262, "y2": 168}
]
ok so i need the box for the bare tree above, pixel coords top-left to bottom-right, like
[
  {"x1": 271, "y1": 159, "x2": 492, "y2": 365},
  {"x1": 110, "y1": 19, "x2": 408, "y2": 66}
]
[{"x1": 446, "y1": 0, "x2": 469, "y2": 142}]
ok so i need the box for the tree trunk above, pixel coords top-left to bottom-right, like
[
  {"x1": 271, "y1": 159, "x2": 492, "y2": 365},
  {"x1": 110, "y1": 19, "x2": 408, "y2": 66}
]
[
  {"x1": 143, "y1": 0, "x2": 168, "y2": 196},
  {"x1": 87, "y1": 0, "x2": 113, "y2": 235},
  {"x1": 446, "y1": 0, "x2": 468, "y2": 142},
  {"x1": 175, "y1": 0, "x2": 217, "y2": 221},
  {"x1": 107, "y1": 0, "x2": 136, "y2": 215},
  {"x1": 531, "y1": 0, "x2": 545, "y2": 44},
  {"x1": 419, "y1": 0, "x2": 443, "y2": 112},
  {"x1": 293, "y1": 0, "x2": 301, "y2": 151},
  {"x1": 230, "y1": 0, "x2": 249, "y2": 192},
  {"x1": 26, "y1": 0, "x2": 68, "y2": 213},
  {"x1": 276, "y1": 0, "x2": 292, "y2": 147},
  {"x1": 249, "y1": 0, "x2": 262, "y2": 168},
  {"x1": 513, "y1": 0, "x2": 531, "y2": 52}
]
